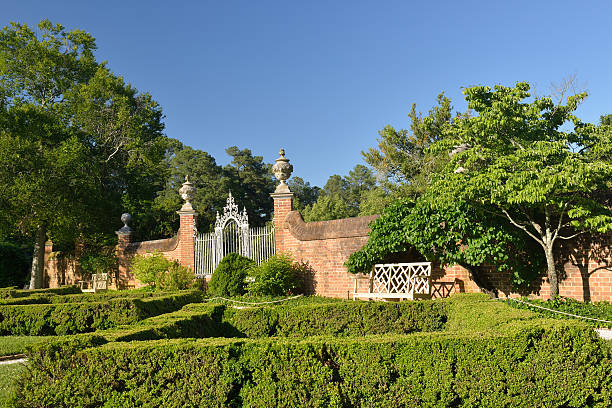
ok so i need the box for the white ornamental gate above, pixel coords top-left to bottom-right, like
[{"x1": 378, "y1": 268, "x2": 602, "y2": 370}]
[{"x1": 194, "y1": 192, "x2": 275, "y2": 277}]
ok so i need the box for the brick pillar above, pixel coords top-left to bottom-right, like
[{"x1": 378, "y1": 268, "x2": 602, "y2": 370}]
[
  {"x1": 115, "y1": 213, "x2": 133, "y2": 289},
  {"x1": 270, "y1": 148, "x2": 294, "y2": 254},
  {"x1": 115, "y1": 229, "x2": 133, "y2": 289},
  {"x1": 271, "y1": 192, "x2": 294, "y2": 253},
  {"x1": 177, "y1": 209, "x2": 197, "y2": 270}
]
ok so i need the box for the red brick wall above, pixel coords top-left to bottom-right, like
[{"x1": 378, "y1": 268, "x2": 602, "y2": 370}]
[
  {"x1": 273, "y1": 193, "x2": 612, "y2": 301},
  {"x1": 115, "y1": 210, "x2": 198, "y2": 289},
  {"x1": 45, "y1": 211, "x2": 199, "y2": 289},
  {"x1": 272, "y1": 192, "x2": 376, "y2": 298},
  {"x1": 434, "y1": 237, "x2": 612, "y2": 301}
]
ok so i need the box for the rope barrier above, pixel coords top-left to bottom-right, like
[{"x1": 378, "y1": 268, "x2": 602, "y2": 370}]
[
  {"x1": 504, "y1": 297, "x2": 612, "y2": 325},
  {"x1": 202, "y1": 294, "x2": 303, "y2": 306}
]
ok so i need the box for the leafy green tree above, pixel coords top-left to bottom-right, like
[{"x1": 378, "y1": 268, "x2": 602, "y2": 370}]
[
  {"x1": 346, "y1": 198, "x2": 543, "y2": 296},
  {"x1": 154, "y1": 145, "x2": 226, "y2": 234},
  {"x1": 0, "y1": 20, "x2": 98, "y2": 288},
  {"x1": 430, "y1": 82, "x2": 612, "y2": 298},
  {"x1": 302, "y1": 165, "x2": 378, "y2": 222},
  {"x1": 287, "y1": 176, "x2": 320, "y2": 213},
  {"x1": 224, "y1": 146, "x2": 276, "y2": 226},
  {"x1": 357, "y1": 187, "x2": 393, "y2": 216},
  {"x1": 0, "y1": 20, "x2": 169, "y2": 287},
  {"x1": 302, "y1": 194, "x2": 354, "y2": 222},
  {"x1": 363, "y1": 93, "x2": 454, "y2": 196},
  {"x1": 67, "y1": 64, "x2": 170, "y2": 242}
]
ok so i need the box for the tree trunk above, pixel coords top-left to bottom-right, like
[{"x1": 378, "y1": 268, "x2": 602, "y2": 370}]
[
  {"x1": 544, "y1": 244, "x2": 558, "y2": 299},
  {"x1": 29, "y1": 225, "x2": 47, "y2": 289}
]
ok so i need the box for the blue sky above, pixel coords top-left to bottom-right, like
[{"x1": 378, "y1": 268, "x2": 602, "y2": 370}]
[{"x1": 3, "y1": 1, "x2": 612, "y2": 187}]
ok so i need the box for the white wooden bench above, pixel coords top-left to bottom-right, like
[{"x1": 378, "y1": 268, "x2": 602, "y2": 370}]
[
  {"x1": 78, "y1": 273, "x2": 109, "y2": 293},
  {"x1": 353, "y1": 262, "x2": 432, "y2": 301}
]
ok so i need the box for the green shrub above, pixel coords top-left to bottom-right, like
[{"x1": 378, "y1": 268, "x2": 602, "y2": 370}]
[
  {"x1": 247, "y1": 253, "x2": 303, "y2": 296},
  {"x1": 15, "y1": 322, "x2": 612, "y2": 407},
  {"x1": 207, "y1": 253, "x2": 255, "y2": 297},
  {"x1": 0, "y1": 287, "x2": 18, "y2": 299},
  {"x1": 0, "y1": 295, "x2": 52, "y2": 305},
  {"x1": 159, "y1": 262, "x2": 195, "y2": 291},
  {"x1": 0, "y1": 290, "x2": 186, "y2": 306},
  {"x1": 103, "y1": 304, "x2": 235, "y2": 342},
  {"x1": 131, "y1": 253, "x2": 195, "y2": 290},
  {"x1": 92, "y1": 300, "x2": 445, "y2": 343},
  {"x1": 131, "y1": 253, "x2": 173, "y2": 288},
  {"x1": 0, "y1": 291, "x2": 203, "y2": 335}
]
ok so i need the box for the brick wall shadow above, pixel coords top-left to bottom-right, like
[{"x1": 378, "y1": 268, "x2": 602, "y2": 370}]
[
  {"x1": 296, "y1": 260, "x2": 317, "y2": 295},
  {"x1": 558, "y1": 233, "x2": 611, "y2": 302}
]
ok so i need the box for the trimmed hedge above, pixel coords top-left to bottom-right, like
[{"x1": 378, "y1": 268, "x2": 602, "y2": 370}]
[
  {"x1": 0, "y1": 285, "x2": 81, "y2": 299},
  {"x1": 224, "y1": 300, "x2": 447, "y2": 338},
  {"x1": 92, "y1": 300, "x2": 447, "y2": 343},
  {"x1": 14, "y1": 321, "x2": 612, "y2": 407},
  {"x1": 0, "y1": 291, "x2": 204, "y2": 335},
  {"x1": 0, "y1": 290, "x2": 188, "y2": 306}
]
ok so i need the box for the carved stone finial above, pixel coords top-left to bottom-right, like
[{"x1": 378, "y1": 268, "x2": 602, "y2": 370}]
[
  {"x1": 118, "y1": 213, "x2": 132, "y2": 234},
  {"x1": 272, "y1": 148, "x2": 293, "y2": 193},
  {"x1": 179, "y1": 175, "x2": 196, "y2": 211}
]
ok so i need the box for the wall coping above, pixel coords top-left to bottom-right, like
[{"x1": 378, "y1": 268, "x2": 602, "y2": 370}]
[
  {"x1": 126, "y1": 235, "x2": 179, "y2": 254},
  {"x1": 284, "y1": 211, "x2": 379, "y2": 241}
]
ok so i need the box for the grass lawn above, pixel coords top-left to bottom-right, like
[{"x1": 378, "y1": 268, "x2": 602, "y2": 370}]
[
  {"x1": 0, "y1": 363, "x2": 26, "y2": 407},
  {"x1": 0, "y1": 337, "x2": 47, "y2": 357}
]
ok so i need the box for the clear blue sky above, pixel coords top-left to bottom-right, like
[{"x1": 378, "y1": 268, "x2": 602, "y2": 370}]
[{"x1": 3, "y1": 1, "x2": 612, "y2": 187}]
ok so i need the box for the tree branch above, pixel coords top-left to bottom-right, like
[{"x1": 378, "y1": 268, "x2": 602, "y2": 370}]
[
  {"x1": 558, "y1": 232, "x2": 584, "y2": 240},
  {"x1": 552, "y1": 202, "x2": 569, "y2": 241},
  {"x1": 501, "y1": 209, "x2": 545, "y2": 247},
  {"x1": 105, "y1": 143, "x2": 123, "y2": 162}
]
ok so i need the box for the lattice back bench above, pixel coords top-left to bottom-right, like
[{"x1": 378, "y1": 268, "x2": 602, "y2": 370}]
[{"x1": 353, "y1": 262, "x2": 432, "y2": 301}]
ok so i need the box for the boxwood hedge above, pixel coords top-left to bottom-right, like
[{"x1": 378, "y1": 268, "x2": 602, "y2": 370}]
[
  {"x1": 14, "y1": 321, "x2": 612, "y2": 408},
  {"x1": 93, "y1": 299, "x2": 448, "y2": 343},
  {"x1": 0, "y1": 290, "x2": 203, "y2": 335},
  {"x1": 0, "y1": 285, "x2": 80, "y2": 299}
]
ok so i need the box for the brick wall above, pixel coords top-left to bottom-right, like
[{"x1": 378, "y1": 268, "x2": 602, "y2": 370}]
[
  {"x1": 272, "y1": 191, "x2": 377, "y2": 298},
  {"x1": 273, "y1": 192, "x2": 612, "y2": 301},
  {"x1": 434, "y1": 235, "x2": 612, "y2": 301},
  {"x1": 44, "y1": 210, "x2": 199, "y2": 289},
  {"x1": 114, "y1": 210, "x2": 198, "y2": 289}
]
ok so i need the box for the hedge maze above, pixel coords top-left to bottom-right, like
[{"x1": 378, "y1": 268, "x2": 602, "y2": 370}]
[{"x1": 3, "y1": 291, "x2": 612, "y2": 407}]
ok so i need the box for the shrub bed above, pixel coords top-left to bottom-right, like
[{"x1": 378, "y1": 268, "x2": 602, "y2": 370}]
[
  {"x1": 14, "y1": 321, "x2": 612, "y2": 407},
  {"x1": 0, "y1": 291, "x2": 203, "y2": 335}
]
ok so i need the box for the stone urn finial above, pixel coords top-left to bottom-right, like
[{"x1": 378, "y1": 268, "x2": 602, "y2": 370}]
[
  {"x1": 118, "y1": 213, "x2": 132, "y2": 234},
  {"x1": 179, "y1": 175, "x2": 196, "y2": 211},
  {"x1": 272, "y1": 148, "x2": 293, "y2": 193}
]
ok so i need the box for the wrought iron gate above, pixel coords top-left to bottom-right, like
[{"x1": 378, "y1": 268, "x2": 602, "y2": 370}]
[{"x1": 194, "y1": 192, "x2": 275, "y2": 277}]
